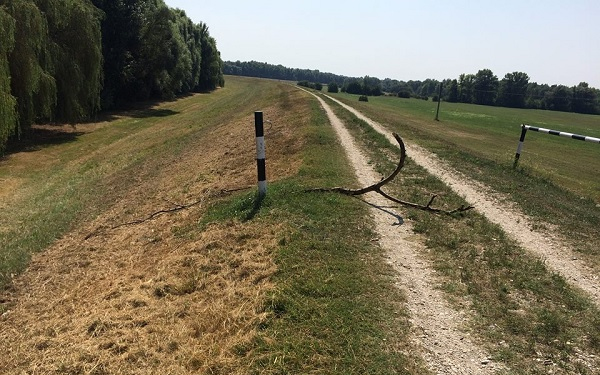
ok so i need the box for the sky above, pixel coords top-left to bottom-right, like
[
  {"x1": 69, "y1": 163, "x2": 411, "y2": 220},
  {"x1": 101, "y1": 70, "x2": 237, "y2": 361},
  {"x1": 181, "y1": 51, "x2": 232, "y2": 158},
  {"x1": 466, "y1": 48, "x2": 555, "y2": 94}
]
[{"x1": 164, "y1": 0, "x2": 600, "y2": 88}]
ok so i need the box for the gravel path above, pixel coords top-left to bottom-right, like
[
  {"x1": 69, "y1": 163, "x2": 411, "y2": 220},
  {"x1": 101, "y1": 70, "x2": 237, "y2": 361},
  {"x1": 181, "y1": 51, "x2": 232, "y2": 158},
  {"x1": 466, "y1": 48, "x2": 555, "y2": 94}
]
[
  {"x1": 305, "y1": 89, "x2": 506, "y2": 374},
  {"x1": 324, "y1": 94, "x2": 600, "y2": 307}
]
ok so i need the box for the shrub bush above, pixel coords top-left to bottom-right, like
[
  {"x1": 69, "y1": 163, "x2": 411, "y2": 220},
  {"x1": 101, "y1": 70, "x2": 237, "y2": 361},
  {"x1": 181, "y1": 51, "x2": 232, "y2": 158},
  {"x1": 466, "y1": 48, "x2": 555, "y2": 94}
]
[{"x1": 359, "y1": 95, "x2": 368, "y2": 102}]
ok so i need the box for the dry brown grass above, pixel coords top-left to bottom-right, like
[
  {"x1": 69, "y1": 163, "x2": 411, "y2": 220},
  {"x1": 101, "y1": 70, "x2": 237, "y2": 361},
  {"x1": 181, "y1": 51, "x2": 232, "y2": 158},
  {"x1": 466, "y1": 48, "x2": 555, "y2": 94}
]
[{"x1": 0, "y1": 88, "x2": 308, "y2": 374}]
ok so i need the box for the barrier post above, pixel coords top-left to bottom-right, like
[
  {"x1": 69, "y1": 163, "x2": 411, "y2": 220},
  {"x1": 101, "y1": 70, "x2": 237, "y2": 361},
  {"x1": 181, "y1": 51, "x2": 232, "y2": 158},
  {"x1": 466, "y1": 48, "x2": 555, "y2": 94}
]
[
  {"x1": 513, "y1": 124, "x2": 528, "y2": 168},
  {"x1": 255, "y1": 111, "x2": 267, "y2": 196}
]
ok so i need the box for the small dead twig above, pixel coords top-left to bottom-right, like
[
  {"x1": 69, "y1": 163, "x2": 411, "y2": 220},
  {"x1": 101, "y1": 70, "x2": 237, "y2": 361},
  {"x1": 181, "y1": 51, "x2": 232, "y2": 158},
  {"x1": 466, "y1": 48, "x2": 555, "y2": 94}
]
[
  {"x1": 307, "y1": 133, "x2": 473, "y2": 215},
  {"x1": 110, "y1": 199, "x2": 203, "y2": 230},
  {"x1": 84, "y1": 186, "x2": 253, "y2": 240}
]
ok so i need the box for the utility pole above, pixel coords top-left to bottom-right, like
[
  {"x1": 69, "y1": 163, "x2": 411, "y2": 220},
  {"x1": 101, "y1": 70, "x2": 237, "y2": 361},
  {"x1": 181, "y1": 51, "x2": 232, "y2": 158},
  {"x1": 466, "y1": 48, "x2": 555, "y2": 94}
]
[{"x1": 435, "y1": 82, "x2": 443, "y2": 121}]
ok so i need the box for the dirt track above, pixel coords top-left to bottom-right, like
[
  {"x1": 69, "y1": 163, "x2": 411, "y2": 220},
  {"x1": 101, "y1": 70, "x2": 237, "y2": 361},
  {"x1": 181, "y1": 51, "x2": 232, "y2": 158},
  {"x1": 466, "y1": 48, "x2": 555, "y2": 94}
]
[
  {"x1": 324, "y1": 94, "x2": 600, "y2": 308},
  {"x1": 303, "y1": 88, "x2": 505, "y2": 374}
]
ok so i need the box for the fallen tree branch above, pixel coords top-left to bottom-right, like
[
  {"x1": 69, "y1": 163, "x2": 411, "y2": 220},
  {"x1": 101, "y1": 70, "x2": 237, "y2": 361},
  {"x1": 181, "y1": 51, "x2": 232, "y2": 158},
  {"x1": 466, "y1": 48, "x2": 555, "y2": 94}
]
[{"x1": 307, "y1": 133, "x2": 474, "y2": 215}]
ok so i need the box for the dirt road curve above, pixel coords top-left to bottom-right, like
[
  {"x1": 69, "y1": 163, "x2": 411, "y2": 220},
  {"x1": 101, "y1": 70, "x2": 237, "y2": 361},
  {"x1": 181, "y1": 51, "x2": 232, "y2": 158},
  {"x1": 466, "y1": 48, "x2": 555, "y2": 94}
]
[
  {"x1": 324, "y1": 94, "x2": 600, "y2": 308},
  {"x1": 304, "y1": 89, "x2": 506, "y2": 374}
]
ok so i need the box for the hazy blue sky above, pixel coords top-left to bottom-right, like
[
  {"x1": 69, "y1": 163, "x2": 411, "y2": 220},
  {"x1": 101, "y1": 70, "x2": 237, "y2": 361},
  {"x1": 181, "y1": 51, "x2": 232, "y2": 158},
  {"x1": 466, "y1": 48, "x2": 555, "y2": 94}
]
[{"x1": 164, "y1": 0, "x2": 600, "y2": 88}]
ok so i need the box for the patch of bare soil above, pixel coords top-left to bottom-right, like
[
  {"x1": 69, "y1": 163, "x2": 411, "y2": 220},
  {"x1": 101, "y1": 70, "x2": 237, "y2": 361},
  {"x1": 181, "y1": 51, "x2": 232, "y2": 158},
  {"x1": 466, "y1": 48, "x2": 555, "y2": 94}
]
[
  {"x1": 0, "y1": 101, "x2": 304, "y2": 374},
  {"x1": 307, "y1": 90, "x2": 504, "y2": 374},
  {"x1": 325, "y1": 94, "x2": 600, "y2": 308}
]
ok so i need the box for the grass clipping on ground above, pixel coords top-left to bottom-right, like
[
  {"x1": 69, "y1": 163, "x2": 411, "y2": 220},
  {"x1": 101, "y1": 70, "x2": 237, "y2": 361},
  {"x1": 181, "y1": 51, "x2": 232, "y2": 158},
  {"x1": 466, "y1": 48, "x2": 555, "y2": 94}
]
[
  {"x1": 1, "y1": 220, "x2": 279, "y2": 374},
  {"x1": 0, "y1": 94, "x2": 303, "y2": 374}
]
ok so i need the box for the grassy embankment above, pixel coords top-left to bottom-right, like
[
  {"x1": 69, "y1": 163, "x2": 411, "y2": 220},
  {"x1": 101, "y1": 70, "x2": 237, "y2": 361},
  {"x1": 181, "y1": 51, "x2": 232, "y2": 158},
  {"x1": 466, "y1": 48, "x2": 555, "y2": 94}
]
[
  {"x1": 0, "y1": 76, "x2": 427, "y2": 374},
  {"x1": 0, "y1": 76, "x2": 270, "y2": 289},
  {"x1": 324, "y1": 92, "x2": 600, "y2": 374}
]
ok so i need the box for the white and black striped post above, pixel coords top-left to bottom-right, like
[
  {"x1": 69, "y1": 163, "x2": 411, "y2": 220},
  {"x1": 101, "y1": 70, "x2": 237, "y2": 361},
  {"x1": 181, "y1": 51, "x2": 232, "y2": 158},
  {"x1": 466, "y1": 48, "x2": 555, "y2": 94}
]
[
  {"x1": 513, "y1": 124, "x2": 528, "y2": 168},
  {"x1": 255, "y1": 111, "x2": 267, "y2": 196}
]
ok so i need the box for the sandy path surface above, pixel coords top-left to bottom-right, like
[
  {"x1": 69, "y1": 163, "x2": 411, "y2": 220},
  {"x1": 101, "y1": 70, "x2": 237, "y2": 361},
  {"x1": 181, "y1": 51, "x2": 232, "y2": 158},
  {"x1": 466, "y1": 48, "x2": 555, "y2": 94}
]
[
  {"x1": 304, "y1": 89, "x2": 505, "y2": 374},
  {"x1": 324, "y1": 94, "x2": 600, "y2": 307}
]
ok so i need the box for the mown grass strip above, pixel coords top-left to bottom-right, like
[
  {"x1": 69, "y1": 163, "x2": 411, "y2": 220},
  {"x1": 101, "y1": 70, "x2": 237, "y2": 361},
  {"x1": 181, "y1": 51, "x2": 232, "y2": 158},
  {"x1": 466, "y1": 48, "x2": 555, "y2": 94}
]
[
  {"x1": 201, "y1": 98, "x2": 428, "y2": 374},
  {"x1": 0, "y1": 77, "x2": 282, "y2": 290},
  {"x1": 326, "y1": 96, "x2": 600, "y2": 374}
]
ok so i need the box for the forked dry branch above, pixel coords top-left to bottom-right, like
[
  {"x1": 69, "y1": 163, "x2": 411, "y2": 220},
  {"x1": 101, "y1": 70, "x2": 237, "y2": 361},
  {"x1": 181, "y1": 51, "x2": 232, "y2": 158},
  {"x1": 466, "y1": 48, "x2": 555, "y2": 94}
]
[{"x1": 308, "y1": 133, "x2": 474, "y2": 215}]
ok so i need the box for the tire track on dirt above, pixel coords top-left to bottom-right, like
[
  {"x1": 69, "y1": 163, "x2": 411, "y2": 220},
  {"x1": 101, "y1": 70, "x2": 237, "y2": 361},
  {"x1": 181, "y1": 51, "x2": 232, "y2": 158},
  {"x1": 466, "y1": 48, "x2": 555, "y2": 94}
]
[
  {"x1": 324, "y1": 94, "x2": 600, "y2": 307},
  {"x1": 304, "y1": 89, "x2": 505, "y2": 374}
]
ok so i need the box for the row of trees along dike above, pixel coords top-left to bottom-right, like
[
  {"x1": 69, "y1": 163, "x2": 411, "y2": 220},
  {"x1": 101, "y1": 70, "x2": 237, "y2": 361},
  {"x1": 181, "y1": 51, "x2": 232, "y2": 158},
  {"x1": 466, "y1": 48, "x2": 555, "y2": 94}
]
[
  {"x1": 0, "y1": 0, "x2": 224, "y2": 154},
  {"x1": 224, "y1": 60, "x2": 600, "y2": 115}
]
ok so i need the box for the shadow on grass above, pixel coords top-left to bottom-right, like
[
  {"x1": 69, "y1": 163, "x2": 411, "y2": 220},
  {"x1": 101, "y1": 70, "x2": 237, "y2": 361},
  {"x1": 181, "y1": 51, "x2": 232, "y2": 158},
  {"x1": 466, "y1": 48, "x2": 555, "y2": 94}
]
[
  {"x1": 3, "y1": 127, "x2": 84, "y2": 156},
  {"x1": 2, "y1": 105, "x2": 180, "y2": 160},
  {"x1": 128, "y1": 108, "x2": 179, "y2": 119},
  {"x1": 86, "y1": 107, "x2": 179, "y2": 123},
  {"x1": 241, "y1": 193, "x2": 266, "y2": 222}
]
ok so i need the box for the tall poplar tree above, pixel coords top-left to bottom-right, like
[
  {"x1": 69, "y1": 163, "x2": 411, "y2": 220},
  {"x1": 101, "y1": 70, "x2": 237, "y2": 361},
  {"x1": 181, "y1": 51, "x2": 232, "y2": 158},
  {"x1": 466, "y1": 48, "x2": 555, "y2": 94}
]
[{"x1": 198, "y1": 23, "x2": 223, "y2": 91}]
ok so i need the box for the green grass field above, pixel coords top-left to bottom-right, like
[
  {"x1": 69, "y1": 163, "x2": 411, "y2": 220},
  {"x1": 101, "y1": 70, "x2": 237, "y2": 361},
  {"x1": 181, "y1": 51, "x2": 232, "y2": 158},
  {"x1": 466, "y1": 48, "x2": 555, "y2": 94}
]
[
  {"x1": 329, "y1": 92, "x2": 600, "y2": 202},
  {"x1": 2, "y1": 76, "x2": 600, "y2": 374}
]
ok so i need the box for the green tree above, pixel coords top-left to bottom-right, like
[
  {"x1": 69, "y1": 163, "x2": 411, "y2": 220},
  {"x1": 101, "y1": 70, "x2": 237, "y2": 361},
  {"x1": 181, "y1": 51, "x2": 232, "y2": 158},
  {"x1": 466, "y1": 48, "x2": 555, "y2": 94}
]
[
  {"x1": 92, "y1": 0, "x2": 146, "y2": 108},
  {"x1": 138, "y1": 4, "x2": 182, "y2": 99},
  {"x1": 35, "y1": 0, "x2": 103, "y2": 122},
  {"x1": 344, "y1": 79, "x2": 363, "y2": 95},
  {"x1": 445, "y1": 79, "x2": 459, "y2": 102},
  {"x1": 525, "y1": 82, "x2": 549, "y2": 109},
  {"x1": 473, "y1": 69, "x2": 498, "y2": 105},
  {"x1": 0, "y1": 5, "x2": 18, "y2": 151},
  {"x1": 5, "y1": 0, "x2": 56, "y2": 132},
  {"x1": 197, "y1": 22, "x2": 223, "y2": 91},
  {"x1": 362, "y1": 76, "x2": 382, "y2": 96},
  {"x1": 544, "y1": 85, "x2": 571, "y2": 112},
  {"x1": 458, "y1": 73, "x2": 475, "y2": 103},
  {"x1": 327, "y1": 82, "x2": 339, "y2": 93},
  {"x1": 173, "y1": 8, "x2": 201, "y2": 92},
  {"x1": 498, "y1": 72, "x2": 529, "y2": 108},
  {"x1": 417, "y1": 79, "x2": 439, "y2": 97},
  {"x1": 572, "y1": 82, "x2": 598, "y2": 114}
]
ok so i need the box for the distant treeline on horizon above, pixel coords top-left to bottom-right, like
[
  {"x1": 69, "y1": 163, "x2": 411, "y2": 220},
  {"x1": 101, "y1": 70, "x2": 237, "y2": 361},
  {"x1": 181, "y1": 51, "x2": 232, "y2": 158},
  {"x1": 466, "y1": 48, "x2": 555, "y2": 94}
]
[
  {"x1": 224, "y1": 60, "x2": 600, "y2": 116},
  {"x1": 0, "y1": 0, "x2": 225, "y2": 154}
]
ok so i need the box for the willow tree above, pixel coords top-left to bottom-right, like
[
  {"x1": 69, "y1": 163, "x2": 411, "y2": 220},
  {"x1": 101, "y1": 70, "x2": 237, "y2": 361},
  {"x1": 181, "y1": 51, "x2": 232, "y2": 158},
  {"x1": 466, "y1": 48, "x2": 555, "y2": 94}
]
[
  {"x1": 4, "y1": 0, "x2": 55, "y2": 134},
  {"x1": 35, "y1": 0, "x2": 103, "y2": 122},
  {"x1": 0, "y1": 6, "x2": 17, "y2": 151}
]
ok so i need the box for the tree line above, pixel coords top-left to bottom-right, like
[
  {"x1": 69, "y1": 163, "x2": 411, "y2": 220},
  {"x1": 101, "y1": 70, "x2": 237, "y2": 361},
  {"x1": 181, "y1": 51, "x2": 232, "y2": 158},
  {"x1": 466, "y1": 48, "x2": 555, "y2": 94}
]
[
  {"x1": 436, "y1": 70, "x2": 599, "y2": 114},
  {"x1": 224, "y1": 60, "x2": 346, "y2": 86},
  {"x1": 0, "y1": 0, "x2": 224, "y2": 153},
  {"x1": 224, "y1": 60, "x2": 600, "y2": 115}
]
